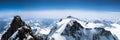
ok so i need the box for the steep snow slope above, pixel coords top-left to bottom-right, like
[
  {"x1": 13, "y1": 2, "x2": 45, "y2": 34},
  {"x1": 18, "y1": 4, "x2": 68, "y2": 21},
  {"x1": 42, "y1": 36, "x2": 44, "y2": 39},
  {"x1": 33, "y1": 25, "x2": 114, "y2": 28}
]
[
  {"x1": 48, "y1": 17, "x2": 118, "y2": 40},
  {"x1": 48, "y1": 18, "x2": 71, "y2": 40},
  {"x1": 105, "y1": 23, "x2": 120, "y2": 40}
]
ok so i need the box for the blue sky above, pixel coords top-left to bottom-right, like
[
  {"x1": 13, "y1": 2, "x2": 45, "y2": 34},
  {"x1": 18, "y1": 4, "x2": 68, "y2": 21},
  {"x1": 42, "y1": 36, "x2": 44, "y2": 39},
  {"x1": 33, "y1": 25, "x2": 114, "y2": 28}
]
[
  {"x1": 0, "y1": 0, "x2": 120, "y2": 11},
  {"x1": 0, "y1": 0, "x2": 120, "y2": 18}
]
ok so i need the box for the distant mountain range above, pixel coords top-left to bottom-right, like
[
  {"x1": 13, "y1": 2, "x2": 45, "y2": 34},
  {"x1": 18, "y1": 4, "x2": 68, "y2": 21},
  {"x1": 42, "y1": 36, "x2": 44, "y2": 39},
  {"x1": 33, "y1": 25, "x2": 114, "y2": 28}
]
[{"x1": 0, "y1": 16, "x2": 120, "y2": 40}]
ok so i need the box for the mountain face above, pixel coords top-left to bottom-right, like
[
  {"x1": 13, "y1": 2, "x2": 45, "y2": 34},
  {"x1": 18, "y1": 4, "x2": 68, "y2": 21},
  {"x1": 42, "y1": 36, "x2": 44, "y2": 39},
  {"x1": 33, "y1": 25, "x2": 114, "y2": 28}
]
[
  {"x1": 0, "y1": 16, "x2": 119, "y2": 40},
  {"x1": 48, "y1": 16, "x2": 118, "y2": 40},
  {"x1": 0, "y1": 20, "x2": 8, "y2": 33},
  {"x1": 1, "y1": 16, "x2": 26, "y2": 40},
  {"x1": 61, "y1": 21, "x2": 117, "y2": 40},
  {"x1": 1, "y1": 16, "x2": 42, "y2": 40}
]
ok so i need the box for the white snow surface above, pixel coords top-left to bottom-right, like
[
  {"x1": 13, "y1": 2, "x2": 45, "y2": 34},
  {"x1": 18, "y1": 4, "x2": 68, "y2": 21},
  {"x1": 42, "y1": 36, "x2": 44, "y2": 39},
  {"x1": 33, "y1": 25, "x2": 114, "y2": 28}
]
[
  {"x1": 86, "y1": 23, "x2": 104, "y2": 28},
  {"x1": 31, "y1": 26, "x2": 51, "y2": 35},
  {"x1": 50, "y1": 18, "x2": 71, "y2": 40},
  {"x1": 105, "y1": 23, "x2": 120, "y2": 40}
]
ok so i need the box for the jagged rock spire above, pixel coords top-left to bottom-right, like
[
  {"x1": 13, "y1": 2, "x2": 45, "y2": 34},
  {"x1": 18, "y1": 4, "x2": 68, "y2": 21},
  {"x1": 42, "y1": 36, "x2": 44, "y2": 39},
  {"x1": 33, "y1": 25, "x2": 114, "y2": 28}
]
[
  {"x1": 1, "y1": 15, "x2": 25, "y2": 40},
  {"x1": 1, "y1": 15, "x2": 43, "y2": 40}
]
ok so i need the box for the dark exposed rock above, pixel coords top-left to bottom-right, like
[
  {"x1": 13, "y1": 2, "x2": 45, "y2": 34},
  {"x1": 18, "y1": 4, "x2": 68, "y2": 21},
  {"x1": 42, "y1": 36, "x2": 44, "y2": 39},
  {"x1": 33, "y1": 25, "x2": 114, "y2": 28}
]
[
  {"x1": 61, "y1": 21, "x2": 83, "y2": 36},
  {"x1": 29, "y1": 32, "x2": 43, "y2": 40},
  {"x1": 1, "y1": 16, "x2": 42, "y2": 40},
  {"x1": 1, "y1": 16, "x2": 25, "y2": 40},
  {"x1": 9, "y1": 25, "x2": 32, "y2": 40},
  {"x1": 17, "y1": 25, "x2": 32, "y2": 40},
  {"x1": 61, "y1": 20, "x2": 118, "y2": 40},
  {"x1": 67, "y1": 16, "x2": 72, "y2": 18},
  {"x1": 59, "y1": 19, "x2": 62, "y2": 22}
]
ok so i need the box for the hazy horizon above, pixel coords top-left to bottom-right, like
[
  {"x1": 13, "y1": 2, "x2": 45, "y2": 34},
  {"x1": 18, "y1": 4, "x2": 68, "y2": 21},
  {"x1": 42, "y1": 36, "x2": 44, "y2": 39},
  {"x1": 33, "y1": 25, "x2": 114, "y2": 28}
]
[{"x1": 0, "y1": 0, "x2": 120, "y2": 19}]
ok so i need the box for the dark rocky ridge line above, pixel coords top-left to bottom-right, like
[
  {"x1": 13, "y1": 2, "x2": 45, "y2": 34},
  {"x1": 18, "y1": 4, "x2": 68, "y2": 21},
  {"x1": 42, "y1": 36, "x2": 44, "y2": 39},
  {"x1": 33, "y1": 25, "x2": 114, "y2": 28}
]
[{"x1": 1, "y1": 16, "x2": 42, "y2": 40}]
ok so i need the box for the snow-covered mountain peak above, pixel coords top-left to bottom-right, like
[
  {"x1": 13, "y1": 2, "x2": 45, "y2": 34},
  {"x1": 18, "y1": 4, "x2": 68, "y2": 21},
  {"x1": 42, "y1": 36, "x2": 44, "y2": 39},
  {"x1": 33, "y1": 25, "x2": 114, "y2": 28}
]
[
  {"x1": 48, "y1": 16, "x2": 118, "y2": 40},
  {"x1": 57, "y1": 16, "x2": 85, "y2": 27},
  {"x1": 48, "y1": 16, "x2": 86, "y2": 40}
]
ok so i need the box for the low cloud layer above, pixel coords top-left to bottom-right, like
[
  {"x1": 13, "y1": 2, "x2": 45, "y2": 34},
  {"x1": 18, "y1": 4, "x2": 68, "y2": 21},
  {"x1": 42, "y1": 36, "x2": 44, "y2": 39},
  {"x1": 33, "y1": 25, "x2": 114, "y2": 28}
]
[{"x1": 0, "y1": 9, "x2": 120, "y2": 19}]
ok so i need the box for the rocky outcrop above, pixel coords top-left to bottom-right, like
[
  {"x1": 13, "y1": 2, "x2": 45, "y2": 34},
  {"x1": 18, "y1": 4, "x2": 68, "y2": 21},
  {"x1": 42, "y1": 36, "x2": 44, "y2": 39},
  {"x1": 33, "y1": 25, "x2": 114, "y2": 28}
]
[
  {"x1": 1, "y1": 16, "x2": 42, "y2": 40},
  {"x1": 8, "y1": 25, "x2": 43, "y2": 40},
  {"x1": 9, "y1": 25, "x2": 32, "y2": 40},
  {"x1": 61, "y1": 21, "x2": 84, "y2": 36},
  {"x1": 1, "y1": 16, "x2": 25, "y2": 40},
  {"x1": 61, "y1": 20, "x2": 118, "y2": 40}
]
